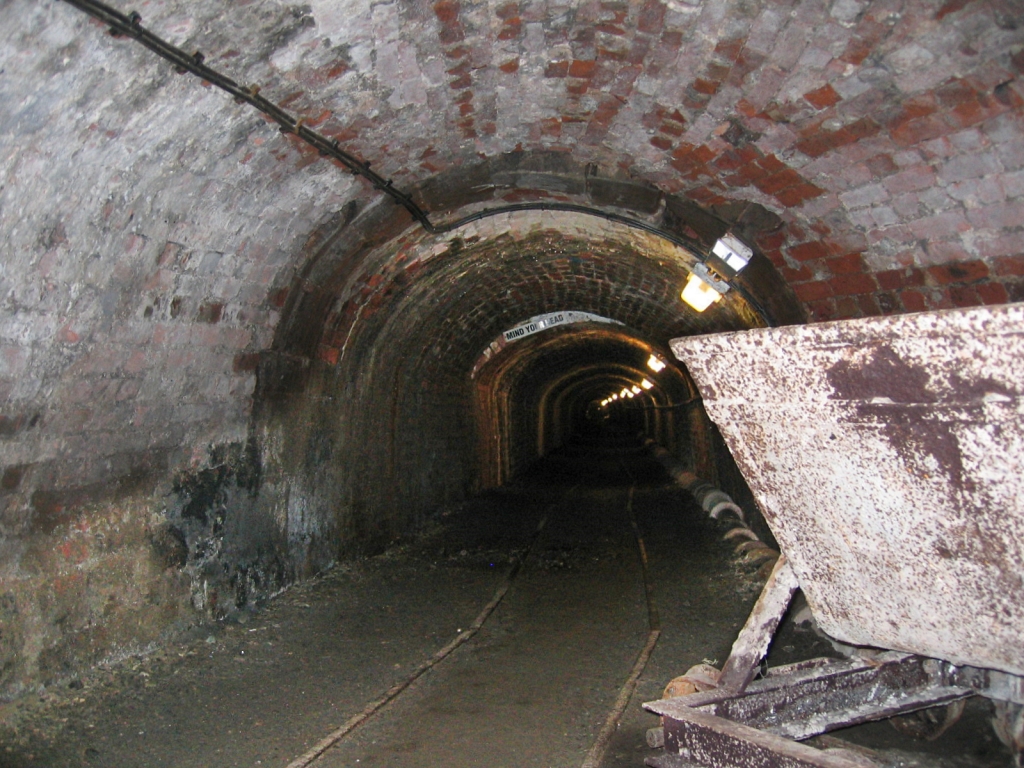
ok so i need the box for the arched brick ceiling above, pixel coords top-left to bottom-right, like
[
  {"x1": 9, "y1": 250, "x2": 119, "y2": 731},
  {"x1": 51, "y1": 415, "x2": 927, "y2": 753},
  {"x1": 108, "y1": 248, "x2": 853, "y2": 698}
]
[
  {"x1": 0, "y1": 0, "x2": 1019, "y2": 542},
  {"x1": 317, "y1": 221, "x2": 760, "y2": 373},
  {"x1": 268, "y1": 219, "x2": 760, "y2": 525}
]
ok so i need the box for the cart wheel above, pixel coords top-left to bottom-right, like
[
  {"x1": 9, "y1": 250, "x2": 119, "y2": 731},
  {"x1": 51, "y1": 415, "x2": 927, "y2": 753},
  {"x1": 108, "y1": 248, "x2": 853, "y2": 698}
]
[
  {"x1": 662, "y1": 663, "x2": 720, "y2": 698},
  {"x1": 889, "y1": 699, "x2": 966, "y2": 741},
  {"x1": 992, "y1": 701, "x2": 1024, "y2": 768}
]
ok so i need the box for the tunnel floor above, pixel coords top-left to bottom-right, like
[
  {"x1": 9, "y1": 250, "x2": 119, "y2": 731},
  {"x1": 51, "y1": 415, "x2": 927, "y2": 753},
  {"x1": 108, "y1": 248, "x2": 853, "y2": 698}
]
[{"x1": 0, "y1": 440, "x2": 1015, "y2": 767}]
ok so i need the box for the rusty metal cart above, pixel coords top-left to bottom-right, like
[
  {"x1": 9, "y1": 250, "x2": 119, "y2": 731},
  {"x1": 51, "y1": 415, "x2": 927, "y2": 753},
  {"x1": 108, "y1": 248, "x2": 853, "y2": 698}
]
[{"x1": 645, "y1": 305, "x2": 1024, "y2": 767}]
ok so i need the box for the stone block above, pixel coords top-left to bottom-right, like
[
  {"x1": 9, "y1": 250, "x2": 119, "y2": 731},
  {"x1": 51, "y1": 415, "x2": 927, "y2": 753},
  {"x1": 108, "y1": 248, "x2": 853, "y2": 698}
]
[
  {"x1": 938, "y1": 152, "x2": 1005, "y2": 183},
  {"x1": 839, "y1": 182, "x2": 890, "y2": 209}
]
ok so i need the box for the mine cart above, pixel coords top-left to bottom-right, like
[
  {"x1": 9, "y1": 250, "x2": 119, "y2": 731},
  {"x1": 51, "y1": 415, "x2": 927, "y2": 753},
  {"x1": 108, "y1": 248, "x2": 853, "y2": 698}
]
[{"x1": 645, "y1": 306, "x2": 1024, "y2": 768}]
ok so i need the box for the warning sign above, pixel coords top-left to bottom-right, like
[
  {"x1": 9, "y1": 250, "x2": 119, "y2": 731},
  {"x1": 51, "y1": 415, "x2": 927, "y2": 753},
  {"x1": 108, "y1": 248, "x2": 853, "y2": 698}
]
[{"x1": 501, "y1": 311, "x2": 615, "y2": 343}]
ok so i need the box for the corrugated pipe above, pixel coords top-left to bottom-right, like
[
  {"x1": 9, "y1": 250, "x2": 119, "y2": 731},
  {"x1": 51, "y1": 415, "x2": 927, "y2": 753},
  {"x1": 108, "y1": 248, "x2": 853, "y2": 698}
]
[{"x1": 644, "y1": 440, "x2": 779, "y2": 573}]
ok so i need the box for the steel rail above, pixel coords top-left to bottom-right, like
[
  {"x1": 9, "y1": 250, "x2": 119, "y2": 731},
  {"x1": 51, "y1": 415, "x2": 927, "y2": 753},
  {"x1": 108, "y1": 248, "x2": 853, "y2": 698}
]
[
  {"x1": 579, "y1": 480, "x2": 662, "y2": 768},
  {"x1": 283, "y1": 487, "x2": 573, "y2": 767}
]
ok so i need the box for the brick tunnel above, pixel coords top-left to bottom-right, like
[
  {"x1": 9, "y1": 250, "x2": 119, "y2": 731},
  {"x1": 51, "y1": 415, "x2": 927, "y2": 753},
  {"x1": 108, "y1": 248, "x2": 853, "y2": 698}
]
[{"x1": 1, "y1": 0, "x2": 1023, "y2": 765}]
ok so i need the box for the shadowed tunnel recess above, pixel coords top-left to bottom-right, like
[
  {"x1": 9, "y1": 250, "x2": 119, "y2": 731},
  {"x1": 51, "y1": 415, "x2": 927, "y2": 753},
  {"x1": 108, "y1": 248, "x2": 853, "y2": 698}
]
[{"x1": 256, "y1": 205, "x2": 783, "y2": 582}]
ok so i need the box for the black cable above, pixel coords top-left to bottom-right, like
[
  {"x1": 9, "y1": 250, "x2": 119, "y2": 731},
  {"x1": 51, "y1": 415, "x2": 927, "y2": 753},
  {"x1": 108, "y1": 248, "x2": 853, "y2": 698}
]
[
  {"x1": 58, "y1": 0, "x2": 776, "y2": 327},
  {"x1": 60, "y1": 0, "x2": 432, "y2": 227},
  {"x1": 634, "y1": 398, "x2": 702, "y2": 410}
]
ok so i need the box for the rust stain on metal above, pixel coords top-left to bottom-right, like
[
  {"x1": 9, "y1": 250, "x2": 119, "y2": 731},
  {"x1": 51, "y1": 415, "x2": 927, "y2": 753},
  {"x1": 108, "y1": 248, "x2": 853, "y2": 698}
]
[
  {"x1": 649, "y1": 652, "x2": 972, "y2": 742},
  {"x1": 827, "y1": 344, "x2": 936, "y2": 403},
  {"x1": 670, "y1": 305, "x2": 1024, "y2": 676},
  {"x1": 827, "y1": 345, "x2": 964, "y2": 496},
  {"x1": 647, "y1": 701, "x2": 877, "y2": 768}
]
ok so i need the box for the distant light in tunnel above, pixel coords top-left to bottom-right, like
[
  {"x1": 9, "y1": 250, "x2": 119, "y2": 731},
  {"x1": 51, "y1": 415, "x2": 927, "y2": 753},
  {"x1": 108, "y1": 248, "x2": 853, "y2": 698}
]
[
  {"x1": 647, "y1": 355, "x2": 666, "y2": 373},
  {"x1": 631, "y1": 385, "x2": 641, "y2": 395},
  {"x1": 641, "y1": 379, "x2": 653, "y2": 390}
]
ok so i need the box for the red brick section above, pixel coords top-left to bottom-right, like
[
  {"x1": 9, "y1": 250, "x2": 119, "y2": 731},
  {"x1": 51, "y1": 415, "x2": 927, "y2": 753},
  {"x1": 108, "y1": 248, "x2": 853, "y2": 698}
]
[
  {"x1": 239, "y1": 0, "x2": 1024, "y2": 324},
  {"x1": 314, "y1": 229, "x2": 758, "y2": 371},
  {"x1": 664, "y1": 140, "x2": 827, "y2": 211},
  {"x1": 767, "y1": 209, "x2": 1024, "y2": 319},
  {"x1": 247, "y1": 0, "x2": 1023, "y2": 323},
  {"x1": 616, "y1": 3, "x2": 1024, "y2": 321},
  {"x1": 434, "y1": 1, "x2": 478, "y2": 139},
  {"x1": 567, "y1": 2, "x2": 657, "y2": 141},
  {"x1": 804, "y1": 84, "x2": 841, "y2": 110},
  {"x1": 495, "y1": 1, "x2": 521, "y2": 40}
]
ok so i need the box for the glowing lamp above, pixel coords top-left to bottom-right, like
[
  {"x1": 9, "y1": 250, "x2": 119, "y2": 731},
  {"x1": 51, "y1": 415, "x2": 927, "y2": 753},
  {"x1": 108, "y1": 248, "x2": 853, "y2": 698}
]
[
  {"x1": 681, "y1": 235, "x2": 754, "y2": 313},
  {"x1": 681, "y1": 266, "x2": 724, "y2": 313}
]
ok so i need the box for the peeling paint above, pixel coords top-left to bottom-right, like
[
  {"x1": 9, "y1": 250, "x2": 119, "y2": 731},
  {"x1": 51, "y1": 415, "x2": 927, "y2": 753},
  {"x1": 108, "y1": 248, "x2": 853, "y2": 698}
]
[{"x1": 672, "y1": 304, "x2": 1024, "y2": 676}]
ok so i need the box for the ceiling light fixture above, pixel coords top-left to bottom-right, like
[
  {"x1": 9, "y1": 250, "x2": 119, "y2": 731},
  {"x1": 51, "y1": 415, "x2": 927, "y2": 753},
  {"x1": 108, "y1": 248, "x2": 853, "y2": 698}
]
[
  {"x1": 681, "y1": 234, "x2": 754, "y2": 313},
  {"x1": 710, "y1": 233, "x2": 754, "y2": 276},
  {"x1": 681, "y1": 265, "x2": 726, "y2": 312},
  {"x1": 647, "y1": 355, "x2": 666, "y2": 373}
]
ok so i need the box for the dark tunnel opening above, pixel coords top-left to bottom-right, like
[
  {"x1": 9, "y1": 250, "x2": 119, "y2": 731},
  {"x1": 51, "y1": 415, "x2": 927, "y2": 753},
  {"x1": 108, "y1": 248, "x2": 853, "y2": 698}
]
[{"x1": 253, "y1": 206, "x2": 780, "y2": 573}]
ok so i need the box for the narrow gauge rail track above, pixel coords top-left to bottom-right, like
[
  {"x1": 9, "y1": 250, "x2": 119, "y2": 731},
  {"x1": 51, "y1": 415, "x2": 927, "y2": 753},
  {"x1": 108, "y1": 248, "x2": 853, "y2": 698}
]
[{"x1": 288, "y1": 478, "x2": 664, "y2": 768}]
